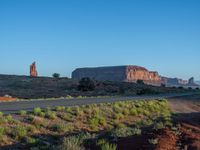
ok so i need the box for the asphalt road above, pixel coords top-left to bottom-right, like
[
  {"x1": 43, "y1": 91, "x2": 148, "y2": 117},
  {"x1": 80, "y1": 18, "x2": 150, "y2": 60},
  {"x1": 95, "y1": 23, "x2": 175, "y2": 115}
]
[{"x1": 0, "y1": 93, "x2": 197, "y2": 114}]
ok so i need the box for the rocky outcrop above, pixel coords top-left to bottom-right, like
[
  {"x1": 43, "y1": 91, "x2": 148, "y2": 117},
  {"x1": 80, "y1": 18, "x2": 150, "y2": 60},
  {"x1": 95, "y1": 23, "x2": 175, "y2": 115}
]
[
  {"x1": 161, "y1": 76, "x2": 198, "y2": 86},
  {"x1": 30, "y1": 62, "x2": 38, "y2": 77},
  {"x1": 188, "y1": 77, "x2": 195, "y2": 85},
  {"x1": 72, "y1": 65, "x2": 162, "y2": 85},
  {"x1": 161, "y1": 77, "x2": 188, "y2": 86}
]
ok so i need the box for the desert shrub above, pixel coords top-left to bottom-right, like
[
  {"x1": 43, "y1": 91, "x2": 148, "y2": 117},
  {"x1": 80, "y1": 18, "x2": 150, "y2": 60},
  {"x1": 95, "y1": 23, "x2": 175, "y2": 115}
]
[
  {"x1": 57, "y1": 136, "x2": 85, "y2": 150},
  {"x1": 101, "y1": 142, "x2": 117, "y2": 150},
  {"x1": 51, "y1": 123, "x2": 73, "y2": 133},
  {"x1": 148, "y1": 138, "x2": 158, "y2": 145},
  {"x1": 113, "y1": 104, "x2": 122, "y2": 113},
  {"x1": 0, "y1": 127, "x2": 5, "y2": 140},
  {"x1": 26, "y1": 125, "x2": 37, "y2": 133},
  {"x1": 122, "y1": 109, "x2": 129, "y2": 115},
  {"x1": 60, "y1": 113, "x2": 72, "y2": 121},
  {"x1": 112, "y1": 122, "x2": 126, "y2": 129},
  {"x1": 110, "y1": 127, "x2": 141, "y2": 138},
  {"x1": 88, "y1": 117, "x2": 99, "y2": 130},
  {"x1": 25, "y1": 137, "x2": 37, "y2": 144},
  {"x1": 12, "y1": 126, "x2": 27, "y2": 140},
  {"x1": 0, "y1": 112, "x2": 3, "y2": 117},
  {"x1": 56, "y1": 106, "x2": 65, "y2": 112},
  {"x1": 113, "y1": 113, "x2": 124, "y2": 120},
  {"x1": 130, "y1": 108, "x2": 138, "y2": 116},
  {"x1": 52, "y1": 73, "x2": 60, "y2": 78},
  {"x1": 136, "y1": 119, "x2": 153, "y2": 128},
  {"x1": 99, "y1": 117, "x2": 107, "y2": 126},
  {"x1": 73, "y1": 107, "x2": 84, "y2": 116},
  {"x1": 66, "y1": 107, "x2": 73, "y2": 114},
  {"x1": 78, "y1": 77, "x2": 95, "y2": 91},
  {"x1": 66, "y1": 95, "x2": 73, "y2": 99},
  {"x1": 19, "y1": 110, "x2": 27, "y2": 115},
  {"x1": 97, "y1": 139, "x2": 117, "y2": 150},
  {"x1": 45, "y1": 110, "x2": 57, "y2": 119},
  {"x1": 38, "y1": 111, "x2": 45, "y2": 117},
  {"x1": 91, "y1": 107, "x2": 100, "y2": 116},
  {"x1": 33, "y1": 107, "x2": 42, "y2": 115},
  {"x1": 143, "y1": 110, "x2": 150, "y2": 116},
  {"x1": 154, "y1": 122, "x2": 165, "y2": 130},
  {"x1": 5, "y1": 115, "x2": 15, "y2": 123}
]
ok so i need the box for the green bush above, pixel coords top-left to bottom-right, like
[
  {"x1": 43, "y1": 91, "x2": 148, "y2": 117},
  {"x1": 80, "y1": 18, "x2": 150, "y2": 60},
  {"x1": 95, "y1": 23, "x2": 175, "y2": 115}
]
[
  {"x1": 56, "y1": 106, "x2": 65, "y2": 112},
  {"x1": 100, "y1": 143, "x2": 117, "y2": 150},
  {"x1": 0, "y1": 112, "x2": 3, "y2": 117},
  {"x1": 5, "y1": 115, "x2": 15, "y2": 123},
  {"x1": 88, "y1": 117, "x2": 99, "y2": 130},
  {"x1": 19, "y1": 110, "x2": 27, "y2": 115},
  {"x1": 0, "y1": 127, "x2": 5, "y2": 140},
  {"x1": 122, "y1": 109, "x2": 129, "y2": 115},
  {"x1": 12, "y1": 126, "x2": 27, "y2": 140},
  {"x1": 45, "y1": 110, "x2": 57, "y2": 119},
  {"x1": 97, "y1": 139, "x2": 117, "y2": 150},
  {"x1": 33, "y1": 107, "x2": 42, "y2": 115},
  {"x1": 130, "y1": 108, "x2": 138, "y2": 116},
  {"x1": 113, "y1": 113, "x2": 124, "y2": 120}
]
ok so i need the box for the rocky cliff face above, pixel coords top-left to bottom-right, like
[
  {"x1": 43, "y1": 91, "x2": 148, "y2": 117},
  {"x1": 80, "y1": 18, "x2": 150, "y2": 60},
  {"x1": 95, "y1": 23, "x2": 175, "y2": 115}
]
[
  {"x1": 72, "y1": 65, "x2": 162, "y2": 85},
  {"x1": 125, "y1": 66, "x2": 161, "y2": 85},
  {"x1": 72, "y1": 66, "x2": 126, "y2": 81}
]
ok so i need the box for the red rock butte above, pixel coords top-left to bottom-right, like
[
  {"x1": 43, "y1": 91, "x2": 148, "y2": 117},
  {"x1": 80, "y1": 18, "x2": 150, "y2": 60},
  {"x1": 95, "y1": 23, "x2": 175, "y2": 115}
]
[
  {"x1": 30, "y1": 62, "x2": 38, "y2": 77},
  {"x1": 72, "y1": 65, "x2": 161, "y2": 85}
]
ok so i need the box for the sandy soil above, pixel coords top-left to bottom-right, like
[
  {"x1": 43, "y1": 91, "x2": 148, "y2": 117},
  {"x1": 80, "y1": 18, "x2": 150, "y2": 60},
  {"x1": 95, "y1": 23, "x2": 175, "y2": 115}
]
[{"x1": 166, "y1": 94, "x2": 200, "y2": 150}]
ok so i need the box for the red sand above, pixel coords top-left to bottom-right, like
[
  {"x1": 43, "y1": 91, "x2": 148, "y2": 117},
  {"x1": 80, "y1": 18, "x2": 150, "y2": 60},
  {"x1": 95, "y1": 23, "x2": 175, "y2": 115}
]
[{"x1": 0, "y1": 97, "x2": 16, "y2": 101}]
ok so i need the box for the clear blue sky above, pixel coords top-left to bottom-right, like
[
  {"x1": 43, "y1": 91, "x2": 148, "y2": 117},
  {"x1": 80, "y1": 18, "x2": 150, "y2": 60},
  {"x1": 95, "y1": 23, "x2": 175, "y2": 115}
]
[{"x1": 0, "y1": 0, "x2": 200, "y2": 80}]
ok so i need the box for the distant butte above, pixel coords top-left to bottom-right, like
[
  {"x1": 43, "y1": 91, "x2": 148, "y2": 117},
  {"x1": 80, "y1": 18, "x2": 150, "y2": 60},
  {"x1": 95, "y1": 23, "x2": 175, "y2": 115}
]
[
  {"x1": 72, "y1": 65, "x2": 161, "y2": 86},
  {"x1": 72, "y1": 65, "x2": 198, "y2": 87}
]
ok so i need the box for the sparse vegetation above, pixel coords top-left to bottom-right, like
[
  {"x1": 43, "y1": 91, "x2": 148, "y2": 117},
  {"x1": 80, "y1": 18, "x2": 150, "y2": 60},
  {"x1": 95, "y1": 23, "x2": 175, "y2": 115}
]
[
  {"x1": 0, "y1": 99, "x2": 172, "y2": 149},
  {"x1": 110, "y1": 127, "x2": 141, "y2": 138}
]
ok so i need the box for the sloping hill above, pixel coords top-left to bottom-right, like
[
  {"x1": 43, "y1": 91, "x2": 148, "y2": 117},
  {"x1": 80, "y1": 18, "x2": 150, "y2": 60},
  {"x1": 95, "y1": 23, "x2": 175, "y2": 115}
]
[{"x1": 0, "y1": 74, "x2": 190, "y2": 99}]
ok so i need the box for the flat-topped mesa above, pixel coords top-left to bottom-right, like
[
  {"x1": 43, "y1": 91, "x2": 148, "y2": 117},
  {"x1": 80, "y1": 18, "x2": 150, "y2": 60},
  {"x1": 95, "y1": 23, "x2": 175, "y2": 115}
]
[
  {"x1": 30, "y1": 62, "x2": 38, "y2": 77},
  {"x1": 72, "y1": 65, "x2": 162, "y2": 85}
]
